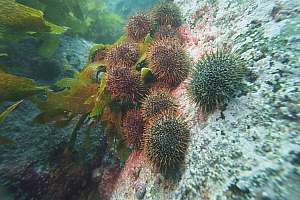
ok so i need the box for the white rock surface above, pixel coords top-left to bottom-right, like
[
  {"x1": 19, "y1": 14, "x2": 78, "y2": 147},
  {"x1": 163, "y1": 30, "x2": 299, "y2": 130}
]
[{"x1": 112, "y1": 0, "x2": 300, "y2": 199}]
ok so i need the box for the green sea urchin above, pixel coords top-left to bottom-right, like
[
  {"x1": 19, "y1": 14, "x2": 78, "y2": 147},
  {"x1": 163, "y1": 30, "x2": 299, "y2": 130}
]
[
  {"x1": 126, "y1": 13, "x2": 151, "y2": 42},
  {"x1": 148, "y1": 38, "x2": 190, "y2": 87},
  {"x1": 144, "y1": 112, "x2": 189, "y2": 171},
  {"x1": 141, "y1": 88, "x2": 178, "y2": 120},
  {"x1": 105, "y1": 42, "x2": 139, "y2": 68},
  {"x1": 107, "y1": 67, "x2": 144, "y2": 103},
  {"x1": 151, "y1": 2, "x2": 182, "y2": 28},
  {"x1": 188, "y1": 50, "x2": 246, "y2": 113},
  {"x1": 122, "y1": 109, "x2": 144, "y2": 149}
]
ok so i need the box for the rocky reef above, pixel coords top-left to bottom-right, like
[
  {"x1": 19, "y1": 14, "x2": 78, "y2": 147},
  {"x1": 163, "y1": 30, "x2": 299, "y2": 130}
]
[
  {"x1": 111, "y1": 0, "x2": 300, "y2": 199},
  {"x1": 0, "y1": 0, "x2": 299, "y2": 199}
]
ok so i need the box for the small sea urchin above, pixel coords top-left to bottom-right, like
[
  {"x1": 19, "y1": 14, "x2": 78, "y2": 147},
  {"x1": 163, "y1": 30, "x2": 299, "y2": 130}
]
[
  {"x1": 126, "y1": 13, "x2": 151, "y2": 42},
  {"x1": 151, "y1": 2, "x2": 182, "y2": 29},
  {"x1": 144, "y1": 112, "x2": 189, "y2": 171},
  {"x1": 122, "y1": 109, "x2": 144, "y2": 149},
  {"x1": 105, "y1": 42, "x2": 139, "y2": 68},
  {"x1": 141, "y1": 88, "x2": 177, "y2": 120},
  {"x1": 188, "y1": 50, "x2": 246, "y2": 113},
  {"x1": 89, "y1": 45, "x2": 109, "y2": 63},
  {"x1": 107, "y1": 67, "x2": 144, "y2": 103},
  {"x1": 148, "y1": 39, "x2": 190, "y2": 87}
]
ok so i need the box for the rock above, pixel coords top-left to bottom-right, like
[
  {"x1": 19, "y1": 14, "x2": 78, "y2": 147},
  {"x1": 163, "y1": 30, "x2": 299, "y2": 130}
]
[
  {"x1": 111, "y1": 0, "x2": 300, "y2": 199},
  {"x1": 135, "y1": 182, "x2": 147, "y2": 199},
  {"x1": 0, "y1": 35, "x2": 93, "y2": 83}
]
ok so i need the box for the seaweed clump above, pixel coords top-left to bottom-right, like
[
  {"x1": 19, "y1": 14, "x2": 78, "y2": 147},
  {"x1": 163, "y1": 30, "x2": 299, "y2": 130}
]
[
  {"x1": 143, "y1": 112, "x2": 189, "y2": 172},
  {"x1": 126, "y1": 13, "x2": 151, "y2": 42},
  {"x1": 148, "y1": 38, "x2": 190, "y2": 87},
  {"x1": 188, "y1": 51, "x2": 246, "y2": 113},
  {"x1": 105, "y1": 42, "x2": 139, "y2": 68}
]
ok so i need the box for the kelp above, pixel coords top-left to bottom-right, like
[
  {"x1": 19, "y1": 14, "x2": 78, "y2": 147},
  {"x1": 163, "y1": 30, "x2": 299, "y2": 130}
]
[
  {"x1": 16, "y1": 0, "x2": 124, "y2": 43},
  {"x1": 90, "y1": 74, "x2": 111, "y2": 118},
  {"x1": 0, "y1": 0, "x2": 66, "y2": 40},
  {"x1": 0, "y1": 100, "x2": 23, "y2": 123},
  {"x1": 0, "y1": 100, "x2": 23, "y2": 145},
  {"x1": 37, "y1": 84, "x2": 98, "y2": 115},
  {"x1": 33, "y1": 66, "x2": 99, "y2": 125},
  {"x1": 0, "y1": 70, "x2": 46, "y2": 101}
]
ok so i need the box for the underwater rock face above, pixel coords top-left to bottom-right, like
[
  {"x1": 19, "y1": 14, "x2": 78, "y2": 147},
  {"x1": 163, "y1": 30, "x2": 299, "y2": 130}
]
[
  {"x1": 0, "y1": 35, "x2": 93, "y2": 83},
  {"x1": 111, "y1": 0, "x2": 300, "y2": 199},
  {"x1": 0, "y1": 100, "x2": 107, "y2": 199}
]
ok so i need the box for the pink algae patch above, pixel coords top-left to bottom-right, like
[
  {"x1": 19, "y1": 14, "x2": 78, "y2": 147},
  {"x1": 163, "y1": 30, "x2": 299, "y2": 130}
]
[
  {"x1": 117, "y1": 150, "x2": 146, "y2": 184},
  {"x1": 98, "y1": 166, "x2": 121, "y2": 200}
]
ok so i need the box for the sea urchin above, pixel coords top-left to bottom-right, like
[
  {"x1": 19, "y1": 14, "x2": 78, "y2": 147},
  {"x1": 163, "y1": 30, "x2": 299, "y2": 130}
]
[
  {"x1": 151, "y1": 2, "x2": 182, "y2": 28},
  {"x1": 126, "y1": 13, "x2": 151, "y2": 42},
  {"x1": 144, "y1": 112, "x2": 189, "y2": 172},
  {"x1": 141, "y1": 88, "x2": 177, "y2": 120},
  {"x1": 105, "y1": 42, "x2": 139, "y2": 68},
  {"x1": 188, "y1": 50, "x2": 246, "y2": 113},
  {"x1": 148, "y1": 38, "x2": 190, "y2": 87},
  {"x1": 107, "y1": 67, "x2": 144, "y2": 103},
  {"x1": 122, "y1": 109, "x2": 144, "y2": 149}
]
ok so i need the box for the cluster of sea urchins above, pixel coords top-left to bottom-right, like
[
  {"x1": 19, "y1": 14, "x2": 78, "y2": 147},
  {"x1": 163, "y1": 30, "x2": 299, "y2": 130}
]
[
  {"x1": 103, "y1": 1, "x2": 246, "y2": 175},
  {"x1": 103, "y1": 2, "x2": 192, "y2": 173}
]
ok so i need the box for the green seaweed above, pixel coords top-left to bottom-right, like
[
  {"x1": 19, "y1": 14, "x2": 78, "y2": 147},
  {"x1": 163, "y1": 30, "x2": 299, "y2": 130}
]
[
  {"x1": 0, "y1": 70, "x2": 46, "y2": 101},
  {"x1": 0, "y1": 100, "x2": 23, "y2": 145},
  {"x1": 0, "y1": 0, "x2": 66, "y2": 40},
  {"x1": 16, "y1": 0, "x2": 124, "y2": 43}
]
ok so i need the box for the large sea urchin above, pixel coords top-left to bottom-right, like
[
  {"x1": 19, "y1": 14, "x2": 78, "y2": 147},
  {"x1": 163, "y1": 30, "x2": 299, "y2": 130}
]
[
  {"x1": 144, "y1": 112, "x2": 189, "y2": 171},
  {"x1": 151, "y1": 2, "x2": 182, "y2": 28},
  {"x1": 126, "y1": 13, "x2": 151, "y2": 42},
  {"x1": 141, "y1": 88, "x2": 177, "y2": 120},
  {"x1": 107, "y1": 67, "x2": 144, "y2": 103},
  {"x1": 122, "y1": 109, "x2": 144, "y2": 149},
  {"x1": 148, "y1": 39, "x2": 190, "y2": 87},
  {"x1": 188, "y1": 50, "x2": 246, "y2": 113},
  {"x1": 105, "y1": 42, "x2": 139, "y2": 68}
]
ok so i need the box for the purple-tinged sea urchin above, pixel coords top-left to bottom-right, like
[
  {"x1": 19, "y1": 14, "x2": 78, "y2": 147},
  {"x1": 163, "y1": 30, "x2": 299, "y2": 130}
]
[
  {"x1": 107, "y1": 67, "x2": 144, "y2": 103},
  {"x1": 148, "y1": 38, "x2": 190, "y2": 87},
  {"x1": 122, "y1": 109, "x2": 144, "y2": 149},
  {"x1": 105, "y1": 42, "x2": 139, "y2": 68},
  {"x1": 126, "y1": 13, "x2": 151, "y2": 42}
]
